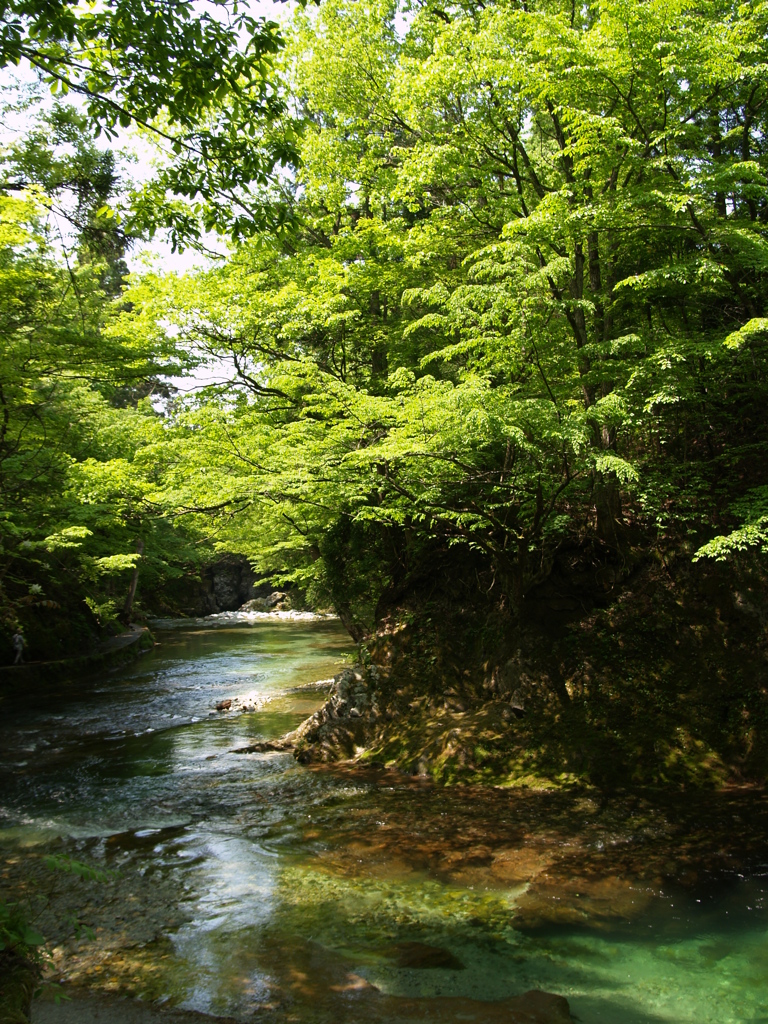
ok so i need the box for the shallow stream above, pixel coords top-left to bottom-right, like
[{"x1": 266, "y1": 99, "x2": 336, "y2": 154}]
[{"x1": 1, "y1": 615, "x2": 767, "y2": 1023}]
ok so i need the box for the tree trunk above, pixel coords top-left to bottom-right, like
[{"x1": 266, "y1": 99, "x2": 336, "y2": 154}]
[
  {"x1": 370, "y1": 289, "x2": 388, "y2": 378},
  {"x1": 594, "y1": 473, "x2": 626, "y2": 553},
  {"x1": 334, "y1": 600, "x2": 366, "y2": 643},
  {"x1": 121, "y1": 539, "x2": 145, "y2": 623}
]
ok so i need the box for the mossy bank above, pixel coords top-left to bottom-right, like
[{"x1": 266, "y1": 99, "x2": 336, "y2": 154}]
[{"x1": 294, "y1": 545, "x2": 768, "y2": 791}]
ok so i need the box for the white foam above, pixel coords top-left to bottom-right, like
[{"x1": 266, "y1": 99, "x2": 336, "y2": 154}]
[{"x1": 150, "y1": 610, "x2": 338, "y2": 629}]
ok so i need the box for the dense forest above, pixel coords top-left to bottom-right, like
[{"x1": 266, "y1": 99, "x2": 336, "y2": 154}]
[{"x1": 2, "y1": 0, "x2": 768, "y2": 788}]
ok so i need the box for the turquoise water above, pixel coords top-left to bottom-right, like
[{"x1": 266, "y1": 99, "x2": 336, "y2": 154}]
[{"x1": 1, "y1": 614, "x2": 767, "y2": 1023}]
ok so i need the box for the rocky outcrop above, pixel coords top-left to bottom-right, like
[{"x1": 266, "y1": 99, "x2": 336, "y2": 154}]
[
  {"x1": 291, "y1": 544, "x2": 768, "y2": 789},
  {"x1": 200, "y1": 556, "x2": 260, "y2": 614},
  {"x1": 292, "y1": 667, "x2": 380, "y2": 763},
  {"x1": 180, "y1": 560, "x2": 299, "y2": 616}
]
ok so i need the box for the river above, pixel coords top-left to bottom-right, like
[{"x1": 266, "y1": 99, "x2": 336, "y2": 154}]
[{"x1": 1, "y1": 614, "x2": 767, "y2": 1023}]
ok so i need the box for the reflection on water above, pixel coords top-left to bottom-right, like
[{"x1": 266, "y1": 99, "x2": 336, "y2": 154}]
[{"x1": 1, "y1": 615, "x2": 767, "y2": 1023}]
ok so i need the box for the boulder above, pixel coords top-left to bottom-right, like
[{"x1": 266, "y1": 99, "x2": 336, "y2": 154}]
[
  {"x1": 292, "y1": 667, "x2": 379, "y2": 762},
  {"x1": 239, "y1": 591, "x2": 291, "y2": 612}
]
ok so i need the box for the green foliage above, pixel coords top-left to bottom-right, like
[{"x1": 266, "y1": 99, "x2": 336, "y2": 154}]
[
  {"x1": 0, "y1": 0, "x2": 297, "y2": 245},
  {"x1": 112, "y1": 0, "x2": 768, "y2": 621},
  {"x1": 0, "y1": 902, "x2": 44, "y2": 957},
  {"x1": 0, "y1": 101, "x2": 131, "y2": 292},
  {"x1": 43, "y1": 854, "x2": 113, "y2": 885},
  {"x1": 0, "y1": 167, "x2": 208, "y2": 655},
  {"x1": 695, "y1": 488, "x2": 768, "y2": 561},
  {"x1": 3, "y1": 0, "x2": 768, "y2": 658}
]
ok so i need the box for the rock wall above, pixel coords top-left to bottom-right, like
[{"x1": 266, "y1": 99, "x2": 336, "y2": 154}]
[
  {"x1": 149, "y1": 556, "x2": 283, "y2": 616},
  {"x1": 293, "y1": 667, "x2": 381, "y2": 763}
]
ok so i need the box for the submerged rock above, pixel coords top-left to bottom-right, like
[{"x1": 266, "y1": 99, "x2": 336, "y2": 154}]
[
  {"x1": 504, "y1": 990, "x2": 573, "y2": 1023},
  {"x1": 513, "y1": 869, "x2": 652, "y2": 930},
  {"x1": 230, "y1": 738, "x2": 294, "y2": 754},
  {"x1": 389, "y1": 942, "x2": 465, "y2": 970},
  {"x1": 213, "y1": 691, "x2": 274, "y2": 715}
]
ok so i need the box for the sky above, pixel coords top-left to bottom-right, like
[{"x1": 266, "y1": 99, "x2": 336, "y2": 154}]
[
  {"x1": 0, "y1": 0, "x2": 322, "y2": 394},
  {"x1": 0, "y1": 0, "x2": 295, "y2": 275}
]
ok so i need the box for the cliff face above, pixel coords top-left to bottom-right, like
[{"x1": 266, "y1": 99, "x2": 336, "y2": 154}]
[
  {"x1": 146, "y1": 556, "x2": 271, "y2": 616},
  {"x1": 295, "y1": 546, "x2": 768, "y2": 790}
]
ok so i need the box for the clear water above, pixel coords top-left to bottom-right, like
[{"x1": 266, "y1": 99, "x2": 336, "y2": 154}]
[{"x1": 1, "y1": 616, "x2": 767, "y2": 1023}]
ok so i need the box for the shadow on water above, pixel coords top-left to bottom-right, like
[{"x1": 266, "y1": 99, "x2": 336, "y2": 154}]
[{"x1": 0, "y1": 615, "x2": 766, "y2": 1023}]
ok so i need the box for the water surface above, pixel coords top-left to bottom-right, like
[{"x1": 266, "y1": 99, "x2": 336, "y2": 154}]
[{"x1": 1, "y1": 616, "x2": 766, "y2": 1023}]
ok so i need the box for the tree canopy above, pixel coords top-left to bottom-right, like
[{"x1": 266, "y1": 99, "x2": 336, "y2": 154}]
[
  {"x1": 0, "y1": 0, "x2": 297, "y2": 244},
  {"x1": 2, "y1": 0, "x2": 768, "y2": 652},
  {"x1": 108, "y1": 0, "x2": 768, "y2": 635}
]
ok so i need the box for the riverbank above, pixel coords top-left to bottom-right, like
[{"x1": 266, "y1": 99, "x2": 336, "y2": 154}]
[
  {"x1": 0, "y1": 627, "x2": 154, "y2": 698},
  {"x1": 290, "y1": 551, "x2": 768, "y2": 791}
]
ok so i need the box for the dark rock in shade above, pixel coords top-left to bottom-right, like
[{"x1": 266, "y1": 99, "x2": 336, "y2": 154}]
[
  {"x1": 207, "y1": 556, "x2": 258, "y2": 613},
  {"x1": 0, "y1": 951, "x2": 37, "y2": 1023},
  {"x1": 390, "y1": 942, "x2": 465, "y2": 970},
  {"x1": 172, "y1": 555, "x2": 266, "y2": 615},
  {"x1": 230, "y1": 738, "x2": 294, "y2": 753},
  {"x1": 144, "y1": 554, "x2": 299, "y2": 618}
]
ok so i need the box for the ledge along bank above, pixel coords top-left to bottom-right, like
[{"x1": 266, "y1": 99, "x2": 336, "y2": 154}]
[{"x1": 0, "y1": 626, "x2": 154, "y2": 702}]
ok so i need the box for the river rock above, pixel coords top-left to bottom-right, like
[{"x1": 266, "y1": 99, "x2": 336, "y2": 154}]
[
  {"x1": 513, "y1": 870, "x2": 651, "y2": 929},
  {"x1": 231, "y1": 738, "x2": 294, "y2": 754},
  {"x1": 240, "y1": 591, "x2": 292, "y2": 612},
  {"x1": 504, "y1": 990, "x2": 573, "y2": 1023}
]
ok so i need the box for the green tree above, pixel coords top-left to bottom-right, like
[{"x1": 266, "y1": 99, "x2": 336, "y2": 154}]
[
  {"x1": 116, "y1": 0, "x2": 768, "y2": 634},
  {"x1": 0, "y1": 183, "x2": 204, "y2": 657},
  {"x1": 0, "y1": 0, "x2": 298, "y2": 245}
]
